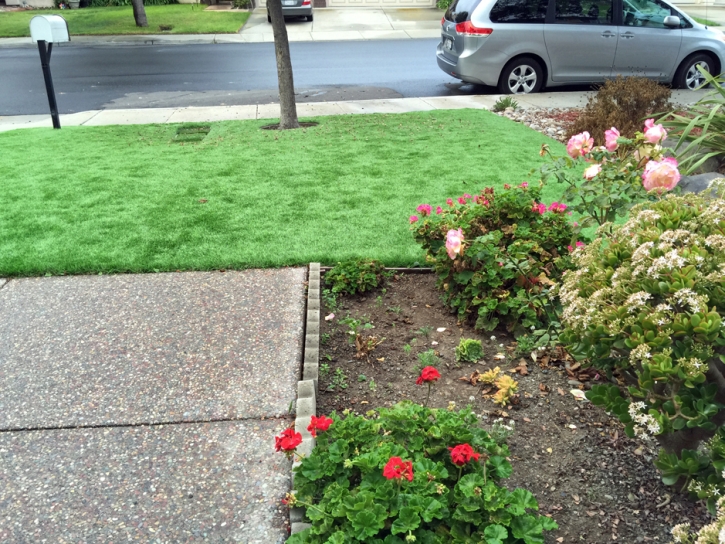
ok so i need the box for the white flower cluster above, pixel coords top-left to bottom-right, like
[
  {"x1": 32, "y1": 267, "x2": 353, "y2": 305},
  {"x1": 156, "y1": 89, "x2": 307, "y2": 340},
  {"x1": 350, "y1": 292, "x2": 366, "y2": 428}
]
[
  {"x1": 673, "y1": 288, "x2": 709, "y2": 314},
  {"x1": 626, "y1": 291, "x2": 652, "y2": 313},
  {"x1": 628, "y1": 401, "x2": 661, "y2": 436},
  {"x1": 670, "y1": 495, "x2": 725, "y2": 544},
  {"x1": 677, "y1": 356, "x2": 707, "y2": 378},
  {"x1": 629, "y1": 344, "x2": 652, "y2": 363},
  {"x1": 648, "y1": 249, "x2": 687, "y2": 277}
]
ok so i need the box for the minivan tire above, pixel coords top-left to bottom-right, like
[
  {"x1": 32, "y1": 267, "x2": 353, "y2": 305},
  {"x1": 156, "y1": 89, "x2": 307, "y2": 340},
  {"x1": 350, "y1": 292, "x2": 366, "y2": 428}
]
[
  {"x1": 307, "y1": 14, "x2": 313, "y2": 21},
  {"x1": 498, "y1": 57, "x2": 544, "y2": 94},
  {"x1": 674, "y1": 53, "x2": 714, "y2": 90}
]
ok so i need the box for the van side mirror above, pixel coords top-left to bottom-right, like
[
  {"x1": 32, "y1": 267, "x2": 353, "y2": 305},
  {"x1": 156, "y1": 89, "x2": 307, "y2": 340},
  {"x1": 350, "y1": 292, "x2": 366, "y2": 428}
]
[{"x1": 663, "y1": 15, "x2": 680, "y2": 28}]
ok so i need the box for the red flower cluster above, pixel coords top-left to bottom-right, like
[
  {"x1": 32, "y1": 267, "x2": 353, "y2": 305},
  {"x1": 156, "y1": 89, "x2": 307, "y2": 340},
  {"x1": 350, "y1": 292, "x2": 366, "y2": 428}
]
[
  {"x1": 383, "y1": 456, "x2": 414, "y2": 482},
  {"x1": 416, "y1": 366, "x2": 441, "y2": 385},
  {"x1": 448, "y1": 443, "x2": 481, "y2": 466},
  {"x1": 275, "y1": 428, "x2": 302, "y2": 453},
  {"x1": 307, "y1": 415, "x2": 333, "y2": 438}
]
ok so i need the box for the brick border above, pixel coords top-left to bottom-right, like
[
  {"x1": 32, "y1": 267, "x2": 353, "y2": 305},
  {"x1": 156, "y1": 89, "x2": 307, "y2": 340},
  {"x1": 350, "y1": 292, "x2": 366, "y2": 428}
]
[
  {"x1": 289, "y1": 262, "x2": 320, "y2": 535},
  {"x1": 289, "y1": 265, "x2": 431, "y2": 534}
]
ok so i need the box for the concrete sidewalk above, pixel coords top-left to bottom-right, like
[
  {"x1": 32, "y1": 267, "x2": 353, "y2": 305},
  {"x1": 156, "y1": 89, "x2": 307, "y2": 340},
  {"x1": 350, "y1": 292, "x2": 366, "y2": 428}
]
[
  {"x1": 0, "y1": 90, "x2": 709, "y2": 132},
  {"x1": 0, "y1": 269, "x2": 306, "y2": 542}
]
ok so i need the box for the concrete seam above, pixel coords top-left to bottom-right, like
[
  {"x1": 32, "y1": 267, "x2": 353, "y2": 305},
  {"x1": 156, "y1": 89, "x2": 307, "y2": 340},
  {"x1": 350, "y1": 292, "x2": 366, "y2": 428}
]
[
  {"x1": 290, "y1": 262, "x2": 321, "y2": 534},
  {"x1": 0, "y1": 279, "x2": 9, "y2": 292},
  {"x1": 79, "y1": 110, "x2": 103, "y2": 126}
]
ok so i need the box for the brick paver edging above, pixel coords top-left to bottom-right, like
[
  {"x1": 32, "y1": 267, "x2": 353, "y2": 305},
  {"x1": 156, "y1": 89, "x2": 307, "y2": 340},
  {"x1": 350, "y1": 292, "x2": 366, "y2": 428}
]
[{"x1": 289, "y1": 262, "x2": 320, "y2": 535}]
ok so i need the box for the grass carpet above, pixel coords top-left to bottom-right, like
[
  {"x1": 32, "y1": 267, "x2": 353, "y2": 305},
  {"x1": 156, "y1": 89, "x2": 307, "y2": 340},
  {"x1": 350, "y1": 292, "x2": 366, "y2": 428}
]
[
  {"x1": 0, "y1": 109, "x2": 567, "y2": 276},
  {"x1": 0, "y1": 5, "x2": 250, "y2": 37}
]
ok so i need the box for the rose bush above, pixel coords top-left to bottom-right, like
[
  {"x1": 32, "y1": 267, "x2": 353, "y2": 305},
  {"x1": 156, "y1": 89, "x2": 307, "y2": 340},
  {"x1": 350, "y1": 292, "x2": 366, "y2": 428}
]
[
  {"x1": 285, "y1": 401, "x2": 557, "y2": 544},
  {"x1": 559, "y1": 187, "x2": 725, "y2": 509},
  {"x1": 411, "y1": 184, "x2": 578, "y2": 333},
  {"x1": 539, "y1": 120, "x2": 679, "y2": 229}
]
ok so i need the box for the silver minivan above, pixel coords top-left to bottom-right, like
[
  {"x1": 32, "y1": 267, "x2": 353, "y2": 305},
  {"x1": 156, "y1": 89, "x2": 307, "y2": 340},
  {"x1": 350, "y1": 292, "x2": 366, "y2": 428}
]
[{"x1": 437, "y1": 0, "x2": 725, "y2": 93}]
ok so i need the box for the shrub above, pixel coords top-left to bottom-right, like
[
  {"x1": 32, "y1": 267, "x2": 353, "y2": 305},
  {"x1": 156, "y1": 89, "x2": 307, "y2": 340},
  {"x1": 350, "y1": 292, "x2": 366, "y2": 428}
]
[
  {"x1": 566, "y1": 77, "x2": 672, "y2": 146},
  {"x1": 492, "y1": 96, "x2": 519, "y2": 113},
  {"x1": 325, "y1": 259, "x2": 388, "y2": 296},
  {"x1": 285, "y1": 402, "x2": 557, "y2": 543},
  {"x1": 660, "y1": 69, "x2": 725, "y2": 174},
  {"x1": 436, "y1": 0, "x2": 453, "y2": 10},
  {"x1": 540, "y1": 119, "x2": 679, "y2": 228},
  {"x1": 232, "y1": 0, "x2": 252, "y2": 8},
  {"x1": 559, "y1": 188, "x2": 725, "y2": 510},
  {"x1": 455, "y1": 338, "x2": 484, "y2": 363},
  {"x1": 411, "y1": 185, "x2": 577, "y2": 333},
  {"x1": 85, "y1": 0, "x2": 177, "y2": 6},
  {"x1": 670, "y1": 495, "x2": 725, "y2": 543}
]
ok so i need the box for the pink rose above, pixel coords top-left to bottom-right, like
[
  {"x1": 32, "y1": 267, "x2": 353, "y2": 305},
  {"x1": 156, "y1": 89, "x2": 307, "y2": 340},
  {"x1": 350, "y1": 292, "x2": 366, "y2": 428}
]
[
  {"x1": 642, "y1": 158, "x2": 680, "y2": 193},
  {"x1": 436, "y1": 206, "x2": 443, "y2": 215},
  {"x1": 576, "y1": 241, "x2": 585, "y2": 248},
  {"x1": 457, "y1": 197, "x2": 466, "y2": 205},
  {"x1": 583, "y1": 164, "x2": 602, "y2": 180},
  {"x1": 463, "y1": 193, "x2": 472, "y2": 199},
  {"x1": 416, "y1": 204, "x2": 432, "y2": 216},
  {"x1": 644, "y1": 119, "x2": 667, "y2": 144},
  {"x1": 604, "y1": 127, "x2": 620, "y2": 152},
  {"x1": 532, "y1": 203, "x2": 547, "y2": 215},
  {"x1": 520, "y1": 182, "x2": 529, "y2": 189},
  {"x1": 446, "y1": 228, "x2": 464, "y2": 260},
  {"x1": 409, "y1": 215, "x2": 419, "y2": 223},
  {"x1": 548, "y1": 202, "x2": 568, "y2": 213},
  {"x1": 446, "y1": 198, "x2": 454, "y2": 207},
  {"x1": 504, "y1": 184, "x2": 511, "y2": 189},
  {"x1": 566, "y1": 132, "x2": 594, "y2": 159}
]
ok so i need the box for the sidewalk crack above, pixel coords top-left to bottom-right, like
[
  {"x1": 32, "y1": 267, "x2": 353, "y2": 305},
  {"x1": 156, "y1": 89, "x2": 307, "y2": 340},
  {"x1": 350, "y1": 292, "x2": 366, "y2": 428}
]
[{"x1": 0, "y1": 413, "x2": 294, "y2": 434}]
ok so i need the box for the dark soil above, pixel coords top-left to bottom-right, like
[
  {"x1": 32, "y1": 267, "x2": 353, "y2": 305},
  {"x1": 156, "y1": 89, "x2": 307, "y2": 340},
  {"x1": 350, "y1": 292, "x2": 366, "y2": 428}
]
[{"x1": 317, "y1": 272, "x2": 711, "y2": 544}]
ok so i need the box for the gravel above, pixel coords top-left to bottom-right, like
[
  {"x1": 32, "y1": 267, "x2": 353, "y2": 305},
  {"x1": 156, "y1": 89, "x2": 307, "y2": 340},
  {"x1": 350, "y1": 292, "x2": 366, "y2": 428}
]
[{"x1": 495, "y1": 106, "x2": 581, "y2": 143}]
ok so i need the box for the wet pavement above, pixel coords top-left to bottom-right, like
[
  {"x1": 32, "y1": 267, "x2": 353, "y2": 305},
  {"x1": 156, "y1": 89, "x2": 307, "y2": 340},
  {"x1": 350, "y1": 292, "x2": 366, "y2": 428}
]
[{"x1": 0, "y1": 268, "x2": 306, "y2": 542}]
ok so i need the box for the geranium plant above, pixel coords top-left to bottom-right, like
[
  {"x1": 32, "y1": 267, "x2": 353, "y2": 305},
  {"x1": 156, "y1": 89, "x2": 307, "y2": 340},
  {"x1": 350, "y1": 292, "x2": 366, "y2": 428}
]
[
  {"x1": 539, "y1": 120, "x2": 680, "y2": 229},
  {"x1": 285, "y1": 401, "x2": 557, "y2": 543},
  {"x1": 411, "y1": 184, "x2": 577, "y2": 333},
  {"x1": 559, "y1": 188, "x2": 725, "y2": 509}
]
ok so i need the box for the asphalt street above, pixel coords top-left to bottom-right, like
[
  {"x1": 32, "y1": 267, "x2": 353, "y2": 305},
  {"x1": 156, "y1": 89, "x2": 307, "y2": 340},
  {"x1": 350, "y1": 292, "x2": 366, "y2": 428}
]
[{"x1": 0, "y1": 39, "x2": 486, "y2": 115}]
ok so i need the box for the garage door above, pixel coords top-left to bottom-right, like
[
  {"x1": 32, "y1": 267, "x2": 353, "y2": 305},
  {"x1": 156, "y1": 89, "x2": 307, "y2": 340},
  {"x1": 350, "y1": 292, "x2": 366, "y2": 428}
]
[{"x1": 328, "y1": 0, "x2": 436, "y2": 6}]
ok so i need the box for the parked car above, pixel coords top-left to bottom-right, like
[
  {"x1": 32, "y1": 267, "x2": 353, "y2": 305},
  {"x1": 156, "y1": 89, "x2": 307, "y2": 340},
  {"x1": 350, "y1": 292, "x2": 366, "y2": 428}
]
[
  {"x1": 437, "y1": 0, "x2": 725, "y2": 93},
  {"x1": 267, "y1": 0, "x2": 313, "y2": 23}
]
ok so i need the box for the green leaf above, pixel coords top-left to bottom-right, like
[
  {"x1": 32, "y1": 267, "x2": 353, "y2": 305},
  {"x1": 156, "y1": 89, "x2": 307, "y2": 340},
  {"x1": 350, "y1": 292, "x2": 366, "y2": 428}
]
[
  {"x1": 511, "y1": 514, "x2": 545, "y2": 544},
  {"x1": 351, "y1": 504, "x2": 387, "y2": 540},
  {"x1": 488, "y1": 456, "x2": 513, "y2": 479},
  {"x1": 483, "y1": 524, "x2": 508, "y2": 544},
  {"x1": 506, "y1": 488, "x2": 538, "y2": 516},
  {"x1": 391, "y1": 507, "x2": 421, "y2": 535}
]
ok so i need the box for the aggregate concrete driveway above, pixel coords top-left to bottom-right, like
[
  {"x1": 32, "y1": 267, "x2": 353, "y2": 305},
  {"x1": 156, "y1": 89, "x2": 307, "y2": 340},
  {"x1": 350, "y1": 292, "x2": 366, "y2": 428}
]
[{"x1": 0, "y1": 269, "x2": 306, "y2": 543}]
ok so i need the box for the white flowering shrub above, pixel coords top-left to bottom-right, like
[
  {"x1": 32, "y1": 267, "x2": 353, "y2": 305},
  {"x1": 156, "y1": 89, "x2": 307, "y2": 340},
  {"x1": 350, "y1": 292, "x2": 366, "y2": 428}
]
[
  {"x1": 670, "y1": 495, "x2": 725, "y2": 543},
  {"x1": 559, "y1": 187, "x2": 725, "y2": 509}
]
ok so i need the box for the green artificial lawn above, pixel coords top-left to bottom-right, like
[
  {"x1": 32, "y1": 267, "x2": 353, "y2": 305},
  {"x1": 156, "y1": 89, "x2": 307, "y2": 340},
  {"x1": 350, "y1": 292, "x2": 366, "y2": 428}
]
[
  {"x1": 0, "y1": 5, "x2": 250, "y2": 37},
  {"x1": 691, "y1": 16, "x2": 721, "y2": 26},
  {"x1": 0, "y1": 109, "x2": 567, "y2": 276}
]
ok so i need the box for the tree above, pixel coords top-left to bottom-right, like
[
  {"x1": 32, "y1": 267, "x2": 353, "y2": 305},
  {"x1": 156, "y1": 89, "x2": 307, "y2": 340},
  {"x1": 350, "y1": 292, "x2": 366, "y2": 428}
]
[
  {"x1": 266, "y1": 0, "x2": 300, "y2": 130},
  {"x1": 130, "y1": 0, "x2": 148, "y2": 28}
]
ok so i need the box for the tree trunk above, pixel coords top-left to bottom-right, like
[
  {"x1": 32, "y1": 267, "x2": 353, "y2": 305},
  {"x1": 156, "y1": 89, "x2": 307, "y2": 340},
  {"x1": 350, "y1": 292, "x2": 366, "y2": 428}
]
[
  {"x1": 267, "y1": 0, "x2": 300, "y2": 130},
  {"x1": 131, "y1": 0, "x2": 148, "y2": 28}
]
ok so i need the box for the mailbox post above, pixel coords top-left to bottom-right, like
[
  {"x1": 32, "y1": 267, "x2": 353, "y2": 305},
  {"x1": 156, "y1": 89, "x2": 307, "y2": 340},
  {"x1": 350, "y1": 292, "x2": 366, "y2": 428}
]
[{"x1": 29, "y1": 15, "x2": 70, "y2": 129}]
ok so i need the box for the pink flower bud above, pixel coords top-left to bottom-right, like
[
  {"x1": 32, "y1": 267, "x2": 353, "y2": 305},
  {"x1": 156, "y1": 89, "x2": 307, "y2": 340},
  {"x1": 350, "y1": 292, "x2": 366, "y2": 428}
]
[
  {"x1": 416, "y1": 204, "x2": 432, "y2": 216},
  {"x1": 446, "y1": 198, "x2": 454, "y2": 207},
  {"x1": 583, "y1": 163, "x2": 602, "y2": 180},
  {"x1": 604, "y1": 127, "x2": 620, "y2": 152},
  {"x1": 642, "y1": 158, "x2": 680, "y2": 193},
  {"x1": 457, "y1": 197, "x2": 466, "y2": 205},
  {"x1": 445, "y1": 228, "x2": 464, "y2": 260},
  {"x1": 409, "y1": 215, "x2": 419, "y2": 223},
  {"x1": 566, "y1": 132, "x2": 594, "y2": 159},
  {"x1": 520, "y1": 182, "x2": 529, "y2": 188},
  {"x1": 436, "y1": 206, "x2": 443, "y2": 215},
  {"x1": 644, "y1": 119, "x2": 667, "y2": 144}
]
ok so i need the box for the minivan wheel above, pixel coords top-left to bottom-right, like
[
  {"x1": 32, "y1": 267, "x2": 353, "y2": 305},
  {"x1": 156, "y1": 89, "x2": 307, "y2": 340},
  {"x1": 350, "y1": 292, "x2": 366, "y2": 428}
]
[
  {"x1": 498, "y1": 57, "x2": 544, "y2": 94},
  {"x1": 674, "y1": 54, "x2": 714, "y2": 90}
]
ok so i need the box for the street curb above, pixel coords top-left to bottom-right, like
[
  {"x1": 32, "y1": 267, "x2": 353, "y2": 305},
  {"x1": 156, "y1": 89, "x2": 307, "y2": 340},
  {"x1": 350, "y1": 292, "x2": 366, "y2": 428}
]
[{"x1": 289, "y1": 262, "x2": 320, "y2": 535}]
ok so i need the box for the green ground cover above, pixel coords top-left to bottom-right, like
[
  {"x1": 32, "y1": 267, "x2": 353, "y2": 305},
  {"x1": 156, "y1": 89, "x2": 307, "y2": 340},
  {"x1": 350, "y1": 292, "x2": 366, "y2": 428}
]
[
  {"x1": 691, "y1": 15, "x2": 721, "y2": 26},
  {"x1": 0, "y1": 110, "x2": 566, "y2": 276},
  {"x1": 0, "y1": 5, "x2": 249, "y2": 37}
]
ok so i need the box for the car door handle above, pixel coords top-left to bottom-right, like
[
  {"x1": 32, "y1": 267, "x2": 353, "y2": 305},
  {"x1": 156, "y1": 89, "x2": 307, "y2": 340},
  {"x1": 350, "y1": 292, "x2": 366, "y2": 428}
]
[
  {"x1": 601, "y1": 31, "x2": 616, "y2": 38},
  {"x1": 620, "y1": 32, "x2": 635, "y2": 39}
]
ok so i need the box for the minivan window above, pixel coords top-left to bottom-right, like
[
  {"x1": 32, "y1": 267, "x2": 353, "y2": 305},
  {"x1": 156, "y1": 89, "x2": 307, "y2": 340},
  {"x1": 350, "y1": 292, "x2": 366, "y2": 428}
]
[
  {"x1": 623, "y1": 0, "x2": 691, "y2": 28},
  {"x1": 554, "y1": 0, "x2": 613, "y2": 24},
  {"x1": 489, "y1": 0, "x2": 548, "y2": 23},
  {"x1": 445, "y1": 0, "x2": 485, "y2": 23}
]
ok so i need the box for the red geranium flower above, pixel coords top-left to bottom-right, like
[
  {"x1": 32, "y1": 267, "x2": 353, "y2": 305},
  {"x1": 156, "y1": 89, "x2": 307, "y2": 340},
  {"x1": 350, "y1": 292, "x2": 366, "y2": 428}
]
[
  {"x1": 416, "y1": 366, "x2": 441, "y2": 385},
  {"x1": 275, "y1": 427, "x2": 302, "y2": 453},
  {"x1": 307, "y1": 415, "x2": 333, "y2": 438},
  {"x1": 448, "y1": 443, "x2": 481, "y2": 466},
  {"x1": 383, "y1": 456, "x2": 414, "y2": 482}
]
